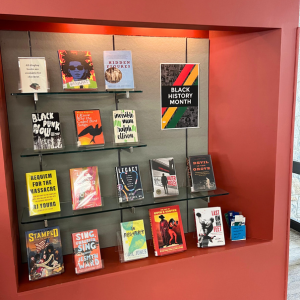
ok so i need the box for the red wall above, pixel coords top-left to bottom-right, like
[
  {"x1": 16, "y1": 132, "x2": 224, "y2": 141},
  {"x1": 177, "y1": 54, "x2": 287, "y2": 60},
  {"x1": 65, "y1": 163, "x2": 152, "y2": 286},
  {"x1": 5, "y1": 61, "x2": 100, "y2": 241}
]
[{"x1": 0, "y1": 0, "x2": 299, "y2": 299}]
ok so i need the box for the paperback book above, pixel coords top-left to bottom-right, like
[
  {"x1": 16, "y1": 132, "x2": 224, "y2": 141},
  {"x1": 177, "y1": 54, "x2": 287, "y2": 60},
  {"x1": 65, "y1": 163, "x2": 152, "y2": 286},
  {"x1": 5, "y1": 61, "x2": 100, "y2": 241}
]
[
  {"x1": 58, "y1": 50, "x2": 97, "y2": 90},
  {"x1": 72, "y1": 229, "x2": 103, "y2": 274},
  {"x1": 194, "y1": 207, "x2": 225, "y2": 248},
  {"x1": 149, "y1": 157, "x2": 179, "y2": 198},
  {"x1": 18, "y1": 57, "x2": 48, "y2": 93},
  {"x1": 74, "y1": 110, "x2": 105, "y2": 146},
  {"x1": 116, "y1": 165, "x2": 144, "y2": 202},
  {"x1": 149, "y1": 205, "x2": 186, "y2": 256},
  {"x1": 70, "y1": 166, "x2": 102, "y2": 210},
  {"x1": 103, "y1": 50, "x2": 134, "y2": 90},
  {"x1": 32, "y1": 112, "x2": 63, "y2": 150},
  {"x1": 25, "y1": 226, "x2": 64, "y2": 281},
  {"x1": 189, "y1": 155, "x2": 216, "y2": 192},
  {"x1": 113, "y1": 110, "x2": 138, "y2": 143},
  {"x1": 26, "y1": 170, "x2": 61, "y2": 216},
  {"x1": 120, "y1": 220, "x2": 148, "y2": 262}
]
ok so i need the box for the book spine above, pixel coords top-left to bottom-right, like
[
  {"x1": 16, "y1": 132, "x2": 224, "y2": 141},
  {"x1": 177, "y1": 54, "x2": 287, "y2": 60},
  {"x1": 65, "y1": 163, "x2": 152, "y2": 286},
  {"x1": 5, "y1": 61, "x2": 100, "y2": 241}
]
[{"x1": 149, "y1": 210, "x2": 158, "y2": 256}]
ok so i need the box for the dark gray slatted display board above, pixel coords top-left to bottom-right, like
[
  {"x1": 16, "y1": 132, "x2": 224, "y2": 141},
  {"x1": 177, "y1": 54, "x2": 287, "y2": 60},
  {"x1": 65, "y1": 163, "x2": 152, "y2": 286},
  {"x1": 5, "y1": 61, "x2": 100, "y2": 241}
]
[{"x1": 0, "y1": 31, "x2": 209, "y2": 262}]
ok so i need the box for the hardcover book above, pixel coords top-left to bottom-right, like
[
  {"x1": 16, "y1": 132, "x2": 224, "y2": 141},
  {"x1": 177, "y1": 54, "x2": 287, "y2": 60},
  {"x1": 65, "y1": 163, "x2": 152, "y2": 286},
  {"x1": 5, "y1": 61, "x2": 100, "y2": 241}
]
[
  {"x1": 32, "y1": 112, "x2": 63, "y2": 150},
  {"x1": 194, "y1": 207, "x2": 225, "y2": 248},
  {"x1": 58, "y1": 50, "x2": 97, "y2": 90},
  {"x1": 161, "y1": 63, "x2": 199, "y2": 129},
  {"x1": 116, "y1": 165, "x2": 144, "y2": 202},
  {"x1": 189, "y1": 155, "x2": 216, "y2": 192},
  {"x1": 25, "y1": 226, "x2": 64, "y2": 281},
  {"x1": 18, "y1": 57, "x2": 48, "y2": 93},
  {"x1": 26, "y1": 170, "x2": 61, "y2": 216},
  {"x1": 120, "y1": 220, "x2": 148, "y2": 262},
  {"x1": 70, "y1": 166, "x2": 102, "y2": 210},
  {"x1": 74, "y1": 110, "x2": 105, "y2": 146},
  {"x1": 72, "y1": 229, "x2": 103, "y2": 274},
  {"x1": 149, "y1": 205, "x2": 186, "y2": 256},
  {"x1": 149, "y1": 157, "x2": 179, "y2": 198},
  {"x1": 103, "y1": 50, "x2": 134, "y2": 90},
  {"x1": 113, "y1": 110, "x2": 138, "y2": 143}
]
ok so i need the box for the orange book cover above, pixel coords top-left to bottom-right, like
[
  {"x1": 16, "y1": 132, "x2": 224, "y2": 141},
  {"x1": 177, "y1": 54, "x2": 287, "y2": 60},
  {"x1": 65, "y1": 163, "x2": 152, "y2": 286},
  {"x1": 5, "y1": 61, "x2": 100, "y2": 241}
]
[
  {"x1": 72, "y1": 229, "x2": 102, "y2": 274},
  {"x1": 74, "y1": 110, "x2": 105, "y2": 146},
  {"x1": 149, "y1": 205, "x2": 187, "y2": 256}
]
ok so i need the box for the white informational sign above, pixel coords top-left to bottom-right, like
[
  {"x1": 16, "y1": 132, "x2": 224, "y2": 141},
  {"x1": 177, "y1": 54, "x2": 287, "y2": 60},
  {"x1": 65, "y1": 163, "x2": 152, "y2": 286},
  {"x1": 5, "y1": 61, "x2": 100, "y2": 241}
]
[
  {"x1": 103, "y1": 50, "x2": 134, "y2": 90},
  {"x1": 18, "y1": 57, "x2": 48, "y2": 93}
]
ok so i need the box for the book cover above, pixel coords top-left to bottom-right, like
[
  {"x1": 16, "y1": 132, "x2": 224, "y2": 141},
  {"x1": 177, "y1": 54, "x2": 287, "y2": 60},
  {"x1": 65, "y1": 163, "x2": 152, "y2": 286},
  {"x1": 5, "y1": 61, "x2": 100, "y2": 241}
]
[
  {"x1": 18, "y1": 57, "x2": 48, "y2": 93},
  {"x1": 32, "y1": 112, "x2": 63, "y2": 151},
  {"x1": 120, "y1": 220, "x2": 148, "y2": 262},
  {"x1": 194, "y1": 207, "x2": 225, "y2": 248},
  {"x1": 103, "y1": 50, "x2": 134, "y2": 90},
  {"x1": 70, "y1": 166, "x2": 102, "y2": 210},
  {"x1": 116, "y1": 165, "x2": 144, "y2": 203},
  {"x1": 149, "y1": 157, "x2": 179, "y2": 198},
  {"x1": 189, "y1": 155, "x2": 216, "y2": 192},
  {"x1": 25, "y1": 226, "x2": 64, "y2": 281},
  {"x1": 149, "y1": 205, "x2": 186, "y2": 256},
  {"x1": 58, "y1": 50, "x2": 97, "y2": 90},
  {"x1": 113, "y1": 110, "x2": 138, "y2": 143},
  {"x1": 161, "y1": 63, "x2": 199, "y2": 129},
  {"x1": 72, "y1": 229, "x2": 102, "y2": 274},
  {"x1": 26, "y1": 170, "x2": 61, "y2": 216},
  {"x1": 74, "y1": 110, "x2": 105, "y2": 146}
]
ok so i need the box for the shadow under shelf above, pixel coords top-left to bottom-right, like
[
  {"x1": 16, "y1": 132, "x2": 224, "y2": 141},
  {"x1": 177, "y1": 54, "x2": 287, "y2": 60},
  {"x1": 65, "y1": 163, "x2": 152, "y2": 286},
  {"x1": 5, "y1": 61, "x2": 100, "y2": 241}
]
[{"x1": 21, "y1": 187, "x2": 229, "y2": 224}]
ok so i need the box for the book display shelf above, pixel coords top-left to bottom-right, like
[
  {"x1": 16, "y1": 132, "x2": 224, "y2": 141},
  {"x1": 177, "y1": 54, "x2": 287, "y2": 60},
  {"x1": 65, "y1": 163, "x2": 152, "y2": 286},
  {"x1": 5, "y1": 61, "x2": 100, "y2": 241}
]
[{"x1": 0, "y1": 7, "x2": 295, "y2": 298}]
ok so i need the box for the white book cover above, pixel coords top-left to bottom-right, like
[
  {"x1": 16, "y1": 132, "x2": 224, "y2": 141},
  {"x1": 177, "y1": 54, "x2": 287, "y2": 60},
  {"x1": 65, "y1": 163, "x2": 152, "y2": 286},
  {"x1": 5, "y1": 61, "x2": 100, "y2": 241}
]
[
  {"x1": 18, "y1": 57, "x2": 48, "y2": 93},
  {"x1": 120, "y1": 220, "x2": 148, "y2": 262},
  {"x1": 113, "y1": 110, "x2": 138, "y2": 143},
  {"x1": 103, "y1": 50, "x2": 134, "y2": 90},
  {"x1": 194, "y1": 207, "x2": 225, "y2": 248},
  {"x1": 149, "y1": 157, "x2": 179, "y2": 198}
]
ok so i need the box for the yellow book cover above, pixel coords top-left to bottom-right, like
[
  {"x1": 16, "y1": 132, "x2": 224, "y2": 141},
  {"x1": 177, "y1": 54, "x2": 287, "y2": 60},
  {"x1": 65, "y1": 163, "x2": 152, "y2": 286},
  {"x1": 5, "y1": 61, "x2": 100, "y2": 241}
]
[{"x1": 26, "y1": 170, "x2": 61, "y2": 216}]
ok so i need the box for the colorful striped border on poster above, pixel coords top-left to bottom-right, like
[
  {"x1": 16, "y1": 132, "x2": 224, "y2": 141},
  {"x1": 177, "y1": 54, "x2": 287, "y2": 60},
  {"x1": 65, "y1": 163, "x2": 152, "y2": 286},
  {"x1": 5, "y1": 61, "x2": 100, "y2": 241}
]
[{"x1": 161, "y1": 63, "x2": 199, "y2": 130}]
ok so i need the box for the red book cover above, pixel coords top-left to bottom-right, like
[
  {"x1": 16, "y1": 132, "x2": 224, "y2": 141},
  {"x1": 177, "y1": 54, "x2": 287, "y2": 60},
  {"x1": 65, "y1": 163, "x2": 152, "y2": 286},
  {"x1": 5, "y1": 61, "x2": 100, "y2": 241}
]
[
  {"x1": 70, "y1": 166, "x2": 102, "y2": 210},
  {"x1": 149, "y1": 205, "x2": 187, "y2": 256},
  {"x1": 74, "y1": 110, "x2": 105, "y2": 146},
  {"x1": 72, "y1": 229, "x2": 102, "y2": 274}
]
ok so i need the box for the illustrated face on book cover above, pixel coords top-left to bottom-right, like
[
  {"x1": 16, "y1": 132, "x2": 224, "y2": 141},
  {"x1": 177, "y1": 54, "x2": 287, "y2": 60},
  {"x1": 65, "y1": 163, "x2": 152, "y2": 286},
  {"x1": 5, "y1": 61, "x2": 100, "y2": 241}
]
[
  {"x1": 154, "y1": 211, "x2": 183, "y2": 249},
  {"x1": 58, "y1": 50, "x2": 97, "y2": 89}
]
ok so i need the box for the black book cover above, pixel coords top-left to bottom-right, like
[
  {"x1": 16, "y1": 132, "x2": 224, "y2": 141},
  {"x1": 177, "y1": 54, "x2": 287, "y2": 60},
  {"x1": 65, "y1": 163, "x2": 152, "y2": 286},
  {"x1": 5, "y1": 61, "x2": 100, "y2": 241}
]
[
  {"x1": 189, "y1": 155, "x2": 216, "y2": 192},
  {"x1": 116, "y1": 165, "x2": 144, "y2": 202},
  {"x1": 32, "y1": 112, "x2": 63, "y2": 150}
]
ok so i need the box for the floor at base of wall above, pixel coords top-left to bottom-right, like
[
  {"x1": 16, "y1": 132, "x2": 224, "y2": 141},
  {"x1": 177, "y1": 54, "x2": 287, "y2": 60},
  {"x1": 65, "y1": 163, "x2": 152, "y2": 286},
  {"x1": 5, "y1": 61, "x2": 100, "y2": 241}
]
[{"x1": 288, "y1": 229, "x2": 300, "y2": 299}]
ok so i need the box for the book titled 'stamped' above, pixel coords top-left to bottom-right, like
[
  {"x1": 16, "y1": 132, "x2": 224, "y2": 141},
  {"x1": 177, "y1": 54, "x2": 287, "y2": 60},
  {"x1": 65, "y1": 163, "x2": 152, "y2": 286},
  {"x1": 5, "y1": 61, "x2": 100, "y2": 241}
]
[{"x1": 25, "y1": 226, "x2": 64, "y2": 281}]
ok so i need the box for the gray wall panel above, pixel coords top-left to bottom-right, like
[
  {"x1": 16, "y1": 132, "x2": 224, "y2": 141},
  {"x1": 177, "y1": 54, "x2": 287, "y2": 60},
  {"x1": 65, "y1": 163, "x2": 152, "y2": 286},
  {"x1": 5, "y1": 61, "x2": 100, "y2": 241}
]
[
  {"x1": 0, "y1": 31, "x2": 209, "y2": 263},
  {"x1": 187, "y1": 38, "x2": 209, "y2": 156}
]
